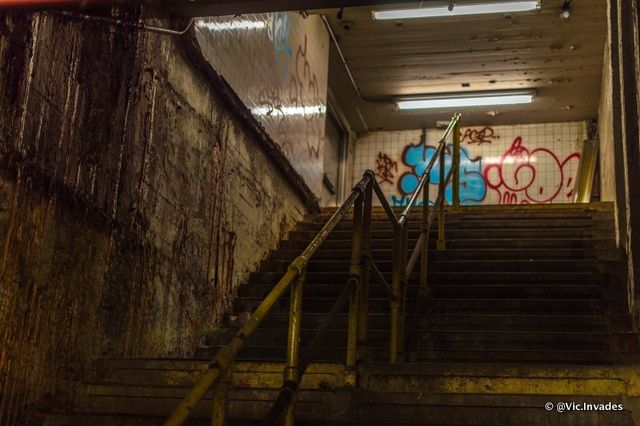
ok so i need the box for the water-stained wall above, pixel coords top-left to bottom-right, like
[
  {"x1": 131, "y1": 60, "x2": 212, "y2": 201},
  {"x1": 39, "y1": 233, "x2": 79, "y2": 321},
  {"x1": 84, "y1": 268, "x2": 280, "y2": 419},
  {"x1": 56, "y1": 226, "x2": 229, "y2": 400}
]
[
  {"x1": 353, "y1": 122, "x2": 586, "y2": 206},
  {"x1": 0, "y1": 11, "x2": 310, "y2": 424},
  {"x1": 194, "y1": 13, "x2": 330, "y2": 198},
  {"x1": 598, "y1": 40, "x2": 620, "y2": 240}
]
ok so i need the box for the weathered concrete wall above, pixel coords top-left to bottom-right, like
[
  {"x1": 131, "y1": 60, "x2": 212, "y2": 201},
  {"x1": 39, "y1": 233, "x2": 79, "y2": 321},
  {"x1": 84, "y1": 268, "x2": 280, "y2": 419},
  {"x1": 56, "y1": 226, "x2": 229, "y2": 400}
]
[
  {"x1": 598, "y1": 40, "x2": 620, "y2": 243},
  {"x1": 601, "y1": 0, "x2": 640, "y2": 325},
  {"x1": 599, "y1": 41, "x2": 616, "y2": 203},
  {"x1": 0, "y1": 11, "x2": 310, "y2": 425}
]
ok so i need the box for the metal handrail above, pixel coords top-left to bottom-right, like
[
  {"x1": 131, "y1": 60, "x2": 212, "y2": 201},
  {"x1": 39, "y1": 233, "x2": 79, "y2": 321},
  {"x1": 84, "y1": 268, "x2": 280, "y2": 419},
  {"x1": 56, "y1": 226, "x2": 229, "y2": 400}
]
[
  {"x1": 163, "y1": 177, "x2": 371, "y2": 426},
  {"x1": 399, "y1": 114, "x2": 460, "y2": 224},
  {"x1": 164, "y1": 113, "x2": 462, "y2": 426},
  {"x1": 264, "y1": 277, "x2": 356, "y2": 422},
  {"x1": 406, "y1": 163, "x2": 457, "y2": 280},
  {"x1": 386, "y1": 113, "x2": 461, "y2": 361}
]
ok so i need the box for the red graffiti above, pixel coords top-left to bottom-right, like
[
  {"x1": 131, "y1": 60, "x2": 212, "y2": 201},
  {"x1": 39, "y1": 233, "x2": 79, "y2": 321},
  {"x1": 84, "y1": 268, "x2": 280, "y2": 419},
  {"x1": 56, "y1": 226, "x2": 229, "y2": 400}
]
[{"x1": 483, "y1": 137, "x2": 580, "y2": 204}]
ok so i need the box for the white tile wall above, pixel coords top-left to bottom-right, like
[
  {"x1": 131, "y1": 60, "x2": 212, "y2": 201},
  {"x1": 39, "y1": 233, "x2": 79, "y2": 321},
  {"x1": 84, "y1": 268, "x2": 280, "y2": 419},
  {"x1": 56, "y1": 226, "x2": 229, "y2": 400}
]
[
  {"x1": 194, "y1": 13, "x2": 330, "y2": 197},
  {"x1": 354, "y1": 122, "x2": 587, "y2": 206}
]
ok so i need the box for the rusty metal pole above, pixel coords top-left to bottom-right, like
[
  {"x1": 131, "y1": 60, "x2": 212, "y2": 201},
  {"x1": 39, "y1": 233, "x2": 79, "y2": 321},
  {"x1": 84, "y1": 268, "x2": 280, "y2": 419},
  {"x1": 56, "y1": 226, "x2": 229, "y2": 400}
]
[
  {"x1": 283, "y1": 268, "x2": 305, "y2": 426},
  {"x1": 452, "y1": 120, "x2": 461, "y2": 210},
  {"x1": 397, "y1": 221, "x2": 408, "y2": 362},
  {"x1": 346, "y1": 189, "x2": 364, "y2": 386},
  {"x1": 437, "y1": 144, "x2": 446, "y2": 251},
  {"x1": 357, "y1": 176, "x2": 373, "y2": 362},
  {"x1": 390, "y1": 221, "x2": 402, "y2": 363},
  {"x1": 420, "y1": 182, "x2": 430, "y2": 298},
  {"x1": 211, "y1": 369, "x2": 230, "y2": 426}
]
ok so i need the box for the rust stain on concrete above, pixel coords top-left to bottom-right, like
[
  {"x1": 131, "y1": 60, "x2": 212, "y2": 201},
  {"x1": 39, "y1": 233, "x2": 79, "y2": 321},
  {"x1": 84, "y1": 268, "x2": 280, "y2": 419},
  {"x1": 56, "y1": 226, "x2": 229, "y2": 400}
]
[{"x1": 0, "y1": 10, "x2": 308, "y2": 424}]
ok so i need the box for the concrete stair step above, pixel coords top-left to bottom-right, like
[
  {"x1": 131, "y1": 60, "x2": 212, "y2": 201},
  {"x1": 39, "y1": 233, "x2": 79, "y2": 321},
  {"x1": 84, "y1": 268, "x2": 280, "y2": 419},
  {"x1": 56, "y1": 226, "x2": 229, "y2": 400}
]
[
  {"x1": 202, "y1": 328, "x2": 390, "y2": 348},
  {"x1": 194, "y1": 346, "x2": 384, "y2": 362},
  {"x1": 199, "y1": 330, "x2": 610, "y2": 355},
  {"x1": 248, "y1": 271, "x2": 604, "y2": 285},
  {"x1": 278, "y1": 238, "x2": 616, "y2": 250},
  {"x1": 44, "y1": 394, "x2": 635, "y2": 426},
  {"x1": 429, "y1": 284, "x2": 601, "y2": 298},
  {"x1": 310, "y1": 205, "x2": 613, "y2": 222},
  {"x1": 296, "y1": 217, "x2": 610, "y2": 231},
  {"x1": 306, "y1": 216, "x2": 612, "y2": 227},
  {"x1": 270, "y1": 247, "x2": 616, "y2": 261},
  {"x1": 414, "y1": 332, "x2": 610, "y2": 352},
  {"x1": 239, "y1": 283, "x2": 601, "y2": 299},
  {"x1": 235, "y1": 296, "x2": 604, "y2": 315},
  {"x1": 417, "y1": 314, "x2": 608, "y2": 332},
  {"x1": 261, "y1": 258, "x2": 598, "y2": 273},
  {"x1": 409, "y1": 349, "x2": 613, "y2": 364},
  {"x1": 244, "y1": 313, "x2": 607, "y2": 333},
  {"x1": 426, "y1": 298, "x2": 603, "y2": 315},
  {"x1": 45, "y1": 358, "x2": 639, "y2": 425},
  {"x1": 288, "y1": 228, "x2": 602, "y2": 241}
]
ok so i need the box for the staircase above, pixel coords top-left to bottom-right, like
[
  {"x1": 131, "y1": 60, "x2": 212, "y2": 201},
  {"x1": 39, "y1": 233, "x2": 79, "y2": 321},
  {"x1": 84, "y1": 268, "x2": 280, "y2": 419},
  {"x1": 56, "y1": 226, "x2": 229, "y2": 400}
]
[{"x1": 44, "y1": 203, "x2": 640, "y2": 425}]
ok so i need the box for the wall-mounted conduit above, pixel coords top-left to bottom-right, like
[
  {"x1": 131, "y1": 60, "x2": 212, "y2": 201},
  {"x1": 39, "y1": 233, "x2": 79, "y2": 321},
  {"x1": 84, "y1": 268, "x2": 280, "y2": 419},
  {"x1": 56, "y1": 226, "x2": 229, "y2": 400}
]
[{"x1": 53, "y1": 10, "x2": 195, "y2": 35}]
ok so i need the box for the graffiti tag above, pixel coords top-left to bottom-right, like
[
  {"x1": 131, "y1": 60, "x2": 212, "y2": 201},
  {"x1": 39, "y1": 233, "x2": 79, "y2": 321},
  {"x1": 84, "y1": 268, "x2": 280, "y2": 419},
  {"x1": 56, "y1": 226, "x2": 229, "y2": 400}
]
[
  {"x1": 267, "y1": 12, "x2": 292, "y2": 83},
  {"x1": 483, "y1": 136, "x2": 580, "y2": 204},
  {"x1": 396, "y1": 140, "x2": 486, "y2": 205},
  {"x1": 375, "y1": 152, "x2": 398, "y2": 184},
  {"x1": 461, "y1": 127, "x2": 498, "y2": 145}
]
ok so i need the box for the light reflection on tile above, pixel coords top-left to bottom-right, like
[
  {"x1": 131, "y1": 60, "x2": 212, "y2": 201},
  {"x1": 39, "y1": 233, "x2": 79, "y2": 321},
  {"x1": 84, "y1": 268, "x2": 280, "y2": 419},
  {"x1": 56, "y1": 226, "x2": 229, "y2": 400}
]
[{"x1": 194, "y1": 13, "x2": 330, "y2": 196}]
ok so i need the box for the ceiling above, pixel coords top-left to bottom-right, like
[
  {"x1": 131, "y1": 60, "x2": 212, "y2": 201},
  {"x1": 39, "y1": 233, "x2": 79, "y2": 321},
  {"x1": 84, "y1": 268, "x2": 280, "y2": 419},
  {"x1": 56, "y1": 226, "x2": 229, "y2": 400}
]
[{"x1": 320, "y1": 0, "x2": 608, "y2": 133}]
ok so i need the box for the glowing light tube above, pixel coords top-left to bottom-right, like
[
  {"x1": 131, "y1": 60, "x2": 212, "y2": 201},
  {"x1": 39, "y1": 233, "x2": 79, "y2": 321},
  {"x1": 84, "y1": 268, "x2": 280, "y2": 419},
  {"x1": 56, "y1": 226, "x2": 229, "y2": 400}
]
[
  {"x1": 373, "y1": 1, "x2": 541, "y2": 20},
  {"x1": 396, "y1": 91, "x2": 535, "y2": 110}
]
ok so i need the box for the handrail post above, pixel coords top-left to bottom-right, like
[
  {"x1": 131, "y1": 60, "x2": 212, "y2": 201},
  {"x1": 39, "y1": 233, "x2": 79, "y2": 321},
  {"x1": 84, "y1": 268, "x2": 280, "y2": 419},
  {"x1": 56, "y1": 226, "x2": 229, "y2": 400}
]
[
  {"x1": 390, "y1": 219, "x2": 408, "y2": 363},
  {"x1": 283, "y1": 267, "x2": 305, "y2": 425},
  {"x1": 452, "y1": 119, "x2": 461, "y2": 209},
  {"x1": 420, "y1": 181, "x2": 430, "y2": 298},
  {"x1": 390, "y1": 222, "x2": 401, "y2": 363},
  {"x1": 398, "y1": 221, "x2": 408, "y2": 361},
  {"x1": 346, "y1": 188, "x2": 364, "y2": 386},
  {"x1": 357, "y1": 176, "x2": 373, "y2": 362},
  {"x1": 437, "y1": 142, "x2": 446, "y2": 251},
  {"x1": 211, "y1": 368, "x2": 230, "y2": 426}
]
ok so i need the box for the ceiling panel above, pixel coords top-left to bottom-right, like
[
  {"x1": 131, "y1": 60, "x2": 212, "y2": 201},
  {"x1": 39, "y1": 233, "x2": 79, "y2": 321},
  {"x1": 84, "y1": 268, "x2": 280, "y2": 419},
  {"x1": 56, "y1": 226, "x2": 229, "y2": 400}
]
[{"x1": 324, "y1": 0, "x2": 607, "y2": 133}]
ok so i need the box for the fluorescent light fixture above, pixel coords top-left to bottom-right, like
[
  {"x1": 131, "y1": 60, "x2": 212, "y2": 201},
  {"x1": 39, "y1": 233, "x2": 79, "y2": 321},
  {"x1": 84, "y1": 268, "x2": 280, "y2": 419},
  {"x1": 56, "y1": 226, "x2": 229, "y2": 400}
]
[
  {"x1": 373, "y1": 1, "x2": 541, "y2": 20},
  {"x1": 396, "y1": 90, "x2": 536, "y2": 110},
  {"x1": 251, "y1": 105, "x2": 327, "y2": 117},
  {"x1": 196, "y1": 19, "x2": 267, "y2": 31}
]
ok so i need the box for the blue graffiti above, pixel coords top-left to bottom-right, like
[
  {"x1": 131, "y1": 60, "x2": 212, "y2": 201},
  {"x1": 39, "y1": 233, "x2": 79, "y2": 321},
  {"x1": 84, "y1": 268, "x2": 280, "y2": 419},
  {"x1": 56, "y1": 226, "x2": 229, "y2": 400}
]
[
  {"x1": 267, "y1": 12, "x2": 292, "y2": 83},
  {"x1": 397, "y1": 143, "x2": 486, "y2": 205},
  {"x1": 391, "y1": 195, "x2": 431, "y2": 207}
]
